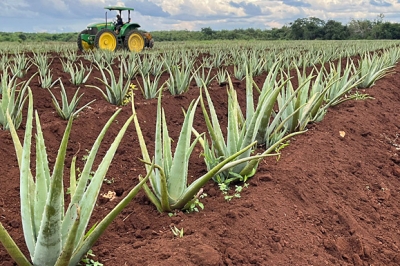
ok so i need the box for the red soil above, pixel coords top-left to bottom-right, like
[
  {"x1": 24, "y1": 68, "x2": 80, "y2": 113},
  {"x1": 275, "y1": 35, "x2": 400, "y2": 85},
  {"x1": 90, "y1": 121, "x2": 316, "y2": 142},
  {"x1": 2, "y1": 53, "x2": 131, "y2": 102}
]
[{"x1": 1, "y1": 52, "x2": 400, "y2": 266}]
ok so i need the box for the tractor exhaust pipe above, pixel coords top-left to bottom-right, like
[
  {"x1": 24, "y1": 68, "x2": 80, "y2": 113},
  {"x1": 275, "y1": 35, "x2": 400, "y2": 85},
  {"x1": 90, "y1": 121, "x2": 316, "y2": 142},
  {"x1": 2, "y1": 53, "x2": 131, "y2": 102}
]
[{"x1": 105, "y1": 12, "x2": 108, "y2": 28}]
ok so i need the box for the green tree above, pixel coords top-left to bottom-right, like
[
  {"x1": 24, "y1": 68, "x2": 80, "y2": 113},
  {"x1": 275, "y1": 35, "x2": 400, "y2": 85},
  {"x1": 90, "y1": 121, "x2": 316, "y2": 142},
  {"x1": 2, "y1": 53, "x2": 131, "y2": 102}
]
[
  {"x1": 323, "y1": 20, "x2": 349, "y2": 40},
  {"x1": 201, "y1": 27, "x2": 214, "y2": 40},
  {"x1": 289, "y1": 17, "x2": 325, "y2": 40},
  {"x1": 18, "y1": 33, "x2": 27, "y2": 42},
  {"x1": 347, "y1": 19, "x2": 373, "y2": 39}
]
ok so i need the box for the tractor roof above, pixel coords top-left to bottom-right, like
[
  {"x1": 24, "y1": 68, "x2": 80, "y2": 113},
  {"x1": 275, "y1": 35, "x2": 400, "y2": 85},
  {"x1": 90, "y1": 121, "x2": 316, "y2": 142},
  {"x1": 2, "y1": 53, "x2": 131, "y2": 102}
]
[{"x1": 104, "y1": 6, "x2": 134, "y2": 11}]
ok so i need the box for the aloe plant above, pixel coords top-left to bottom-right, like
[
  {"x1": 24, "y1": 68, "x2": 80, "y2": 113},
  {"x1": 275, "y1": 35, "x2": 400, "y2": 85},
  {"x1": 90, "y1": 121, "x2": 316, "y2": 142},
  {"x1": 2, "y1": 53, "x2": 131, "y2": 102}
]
[
  {"x1": 121, "y1": 57, "x2": 139, "y2": 79},
  {"x1": 32, "y1": 52, "x2": 53, "y2": 74},
  {"x1": 137, "y1": 71, "x2": 165, "y2": 99},
  {"x1": 0, "y1": 73, "x2": 35, "y2": 130},
  {"x1": 137, "y1": 54, "x2": 154, "y2": 76},
  {"x1": 233, "y1": 63, "x2": 246, "y2": 80},
  {"x1": 215, "y1": 68, "x2": 228, "y2": 85},
  {"x1": 87, "y1": 61, "x2": 131, "y2": 106},
  {"x1": 10, "y1": 53, "x2": 31, "y2": 78},
  {"x1": 165, "y1": 61, "x2": 194, "y2": 95},
  {"x1": 67, "y1": 61, "x2": 92, "y2": 86},
  {"x1": 192, "y1": 64, "x2": 215, "y2": 88},
  {"x1": 196, "y1": 73, "x2": 302, "y2": 185},
  {"x1": 0, "y1": 53, "x2": 8, "y2": 72},
  {"x1": 38, "y1": 70, "x2": 56, "y2": 89},
  {"x1": 357, "y1": 51, "x2": 394, "y2": 88},
  {"x1": 0, "y1": 89, "x2": 149, "y2": 266},
  {"x1": 322, "y1": 58, "x2": 364, "y2": 107},
  {"x1": 48, "y1": 79, "x2": 95, "y2": 120},
  {"x1": 131, "y1": 92, "x2": 260, "y2": 212},
  {"x1": 247, "y1": 50, "x2": 266, "y2": 76},
  {"x1": 62, "y1": 49, "x2": 78, "y2": 62},
  {"x1": 276, "y1": 64, "x2": 333, "y2": 134},
  {"x1": 0, "y1": 68, "x2": 13, "y2": 95},
  {"x1": 210, "y1": 52, "x2": 227, "y2": 68}
]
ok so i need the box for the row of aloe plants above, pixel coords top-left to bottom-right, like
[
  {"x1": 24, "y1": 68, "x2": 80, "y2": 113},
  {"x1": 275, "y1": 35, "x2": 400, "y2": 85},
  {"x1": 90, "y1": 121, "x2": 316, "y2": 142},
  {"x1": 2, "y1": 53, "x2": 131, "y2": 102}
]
[
  {"x1": 2, "y1": 45, "x2": 399, "y2": 131},
  {"x1": 1, "y1": 40, "x2": 399, "y2": 87},
  {"x1": 0, "y1": 39, "x2": 399, "y2": 56},
  {"x1": 1, "y1": 42, "x2": 400, "y2": 265}
]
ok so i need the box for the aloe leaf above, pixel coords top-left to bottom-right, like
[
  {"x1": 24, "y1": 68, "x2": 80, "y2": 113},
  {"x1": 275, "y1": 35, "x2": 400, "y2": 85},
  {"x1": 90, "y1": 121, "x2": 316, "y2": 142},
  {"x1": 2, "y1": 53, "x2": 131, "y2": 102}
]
[
  {"x1": 245, "y1": 67, "x2": 255, "y2": 125},
  {"x1": 33, "y1": 112, "x2": 51, "y2": 238},
  {"x1": 264, "y1": 130, "x2": 306, "y2": 155},
  {"x1": 171, "y1": 141, "x2": 257, "y2": 210},
  {"x1": 256, "y1": 77, "x2": 289, "y2": 145},
  {"x1": 161, "y1": 109, "x2": 172, "y2": 178},
  {"x1": 222, "y1": 153, "x2": 269, "y2": 175},
  {"x1": 32, "y1": 113, "x2": 73, "y2": 266},
  {"x1": 168, "y1": 97, "x2": 200, "y2": 200},
  {"x1": 54, "y1": 205, "x2": 79, "y2": 266},
  {"x1": 200, "y1": 86, "x2": 226, "y2": 157},
  {"x1": 10, "y1": 88, "x2": 36, "y2": 257},
  {"x1": 61, "y1": 110, "x2": 122, "y2": 242},
  {"x1": 131, "y1": 95, "x2": 160, "y2": 204},
  {"x1": 69, "y1": 169, "x2": 151, "y2": 266},
  {"x1": 139, "y1": 175, "x2": 163, "y2": 212},
  {"x1": 226, "y1": 86, "x2": 240, "y2": 157},
  {"x1": 69, "y1": 156, "x2": 78, "y2": 198},
  {"x1": 148, "y1": 162, "x2": 170, "y2": 211},
  {"x1": 153, "y1": 92, "x2": 164, "y2": 198},
  {"x1": 72, "y1": 114, "x2": 134, "y2": 249},
  {"x1": 0, "y1": 222, "x2": 31, "y2": 266}
]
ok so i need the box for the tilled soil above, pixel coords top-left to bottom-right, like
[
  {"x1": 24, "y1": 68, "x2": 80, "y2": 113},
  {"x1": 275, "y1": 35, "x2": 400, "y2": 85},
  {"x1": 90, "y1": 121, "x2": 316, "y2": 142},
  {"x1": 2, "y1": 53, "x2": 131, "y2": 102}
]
[{"x1": 1, "y1": 53, "x2": 400, "y2": 266}]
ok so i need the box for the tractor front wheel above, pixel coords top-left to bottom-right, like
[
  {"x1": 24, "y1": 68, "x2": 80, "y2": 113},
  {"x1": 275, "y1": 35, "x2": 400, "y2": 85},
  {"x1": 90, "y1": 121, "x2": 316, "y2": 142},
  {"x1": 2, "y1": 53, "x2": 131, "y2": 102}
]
[
  {"x1": 124, "y1": 31, "x2": 145, "y2": 53},
  {"x1": 95, "y1": 29, "x2": 117, "y2": 51},
  {"x1": 77, "y1": 30, "x2": 94, "y2": 52}
]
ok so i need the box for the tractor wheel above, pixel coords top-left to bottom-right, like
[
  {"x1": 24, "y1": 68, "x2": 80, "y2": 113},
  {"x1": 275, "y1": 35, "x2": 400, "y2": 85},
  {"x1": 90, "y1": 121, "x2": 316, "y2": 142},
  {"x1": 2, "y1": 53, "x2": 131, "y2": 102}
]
[
  {"x1": 77, "y1": 30, "x2": 93, "y2": 52},
  {"x1": 94, "y1": 29, "x2": 117, "y2": 51},
  {"x1": 124, "y1": 30, "x2": 145, "y2": 53}
]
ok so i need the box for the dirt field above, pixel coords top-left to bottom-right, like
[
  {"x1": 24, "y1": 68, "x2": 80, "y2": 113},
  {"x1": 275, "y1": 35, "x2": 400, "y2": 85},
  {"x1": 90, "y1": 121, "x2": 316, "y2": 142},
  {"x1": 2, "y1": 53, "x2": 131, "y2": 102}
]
[{"x1": 1, "y1": 52, "x2": 400, "y2": 266}]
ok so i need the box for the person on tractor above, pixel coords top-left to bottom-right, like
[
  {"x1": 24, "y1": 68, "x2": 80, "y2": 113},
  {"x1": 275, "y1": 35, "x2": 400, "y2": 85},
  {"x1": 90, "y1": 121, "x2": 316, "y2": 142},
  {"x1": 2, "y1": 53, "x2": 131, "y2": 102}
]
[{"x1": 115, "y1": 14, "x2": 123, "y2": 34}]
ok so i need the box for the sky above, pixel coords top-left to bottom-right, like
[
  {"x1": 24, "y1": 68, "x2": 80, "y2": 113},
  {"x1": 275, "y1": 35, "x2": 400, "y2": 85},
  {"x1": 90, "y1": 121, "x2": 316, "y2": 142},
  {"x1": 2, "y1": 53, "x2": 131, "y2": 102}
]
[{"x1": 1, "y1": 0, "x2": 400, "y2": 33}]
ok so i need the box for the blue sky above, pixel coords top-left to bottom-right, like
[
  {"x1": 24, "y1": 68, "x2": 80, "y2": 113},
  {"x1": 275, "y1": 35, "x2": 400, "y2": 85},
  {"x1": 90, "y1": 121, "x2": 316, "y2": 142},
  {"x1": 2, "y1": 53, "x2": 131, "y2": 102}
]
[{"x1": 1, "y1": 0, "x2": 400, "y2": 33}]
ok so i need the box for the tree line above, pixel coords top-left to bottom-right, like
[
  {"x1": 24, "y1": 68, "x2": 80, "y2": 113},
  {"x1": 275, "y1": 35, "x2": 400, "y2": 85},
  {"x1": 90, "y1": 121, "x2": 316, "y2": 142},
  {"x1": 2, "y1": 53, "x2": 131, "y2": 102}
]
[{"x1": 1, "y1": 15, "x2": 400, "y2": 43}]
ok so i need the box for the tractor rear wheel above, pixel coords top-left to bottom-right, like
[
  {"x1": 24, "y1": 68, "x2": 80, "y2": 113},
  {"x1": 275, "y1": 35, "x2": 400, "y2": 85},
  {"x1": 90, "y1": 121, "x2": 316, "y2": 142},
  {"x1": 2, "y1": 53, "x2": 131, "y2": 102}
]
[
  {"x1": 124, "y1": 30, "x2": 145, "y2": 53},
  {"x1": 95, "y1": 29, "x2": 117, "y2": 51},
  {"x1": 77, "y1": 30, "x2": 94, "y2": 52}
]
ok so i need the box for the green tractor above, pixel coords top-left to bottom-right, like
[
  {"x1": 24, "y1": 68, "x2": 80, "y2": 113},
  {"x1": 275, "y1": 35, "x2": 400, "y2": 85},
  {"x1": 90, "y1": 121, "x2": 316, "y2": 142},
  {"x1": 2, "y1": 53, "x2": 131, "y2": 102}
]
[{"x1": 77, "y1": 6, "x2": 154, "y2": 53}]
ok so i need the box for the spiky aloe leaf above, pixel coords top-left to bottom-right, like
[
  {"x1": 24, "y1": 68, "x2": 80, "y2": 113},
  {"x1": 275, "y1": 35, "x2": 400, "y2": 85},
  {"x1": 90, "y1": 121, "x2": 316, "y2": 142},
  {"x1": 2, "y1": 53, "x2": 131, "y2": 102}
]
[
  {"x1": 54, "y1": 205, "x2": 79, "y2": 266},
  {"x1": 10, "y1": 88, "x2": 37, "y2": 257},
  {"x1": 69, "y1": 168, "x2": 151, "y2": 266},
  {"x1": 171, "y1": 141, "x2": 262, "y2": 210},
  {"x1": 167, "y1": 97, "x2": 200, "y2": 201},
  {"x1": 199, "y1": 85, "x2": 226, "y2": 158},
  {"x1": 5, "y1": 86, "x2": 143, "y2": 265},
  {"x1": 61, "y1": 111, "x2": 135, "y2": 250},
  {"x1": 0, "y1": 222, "x2": 31, "y2": 266},
  {"x1": 131, "y1": 94, "x2": 163, "y2": 212},
  {"x1": 32, "y1": 111, "x2": 73, "y2": 266}
]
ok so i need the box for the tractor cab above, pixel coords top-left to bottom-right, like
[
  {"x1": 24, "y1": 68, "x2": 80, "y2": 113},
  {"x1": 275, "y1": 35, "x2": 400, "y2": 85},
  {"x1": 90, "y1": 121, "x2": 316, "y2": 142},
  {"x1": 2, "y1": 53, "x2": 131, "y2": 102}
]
[{"x1": 77, "y1": 6, "x2": 154, "y2": 53}]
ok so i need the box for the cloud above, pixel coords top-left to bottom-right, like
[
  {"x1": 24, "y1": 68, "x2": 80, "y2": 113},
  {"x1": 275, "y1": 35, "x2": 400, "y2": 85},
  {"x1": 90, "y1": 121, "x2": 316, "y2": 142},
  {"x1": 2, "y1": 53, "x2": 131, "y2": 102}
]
[
  {"x1": 229, "y1": 1, "x2": 264, "y2": 16},
  {"x1": 369, "y1": 0, "x2": 391, "y2": 7},
  {"x1": 126, "y1": 0, "x2": 170, "y2": 17},
  {"x1": 2, "y1": 0, "x2": 400, "y2": 33},
  {"x1": 282, "y1": 0, "x2": 311, "y2": 7}
]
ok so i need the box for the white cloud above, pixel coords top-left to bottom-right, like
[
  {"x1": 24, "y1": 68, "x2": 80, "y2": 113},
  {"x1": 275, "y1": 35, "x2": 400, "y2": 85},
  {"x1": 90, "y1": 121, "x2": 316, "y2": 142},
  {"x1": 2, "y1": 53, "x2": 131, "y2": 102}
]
[
  {"x1": 45, "y1": 0, "x2": 69, "y2": 13},
  {"x1": 1, "y1": 0, "x2": 400, "y2": 32}
]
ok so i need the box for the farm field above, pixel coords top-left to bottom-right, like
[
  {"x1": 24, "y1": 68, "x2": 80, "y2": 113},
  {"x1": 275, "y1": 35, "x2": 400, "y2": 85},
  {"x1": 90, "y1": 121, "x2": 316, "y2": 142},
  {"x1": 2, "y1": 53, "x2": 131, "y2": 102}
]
[{"x1": 1, "y1": 40, "x2": 400, "y2": 265}]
